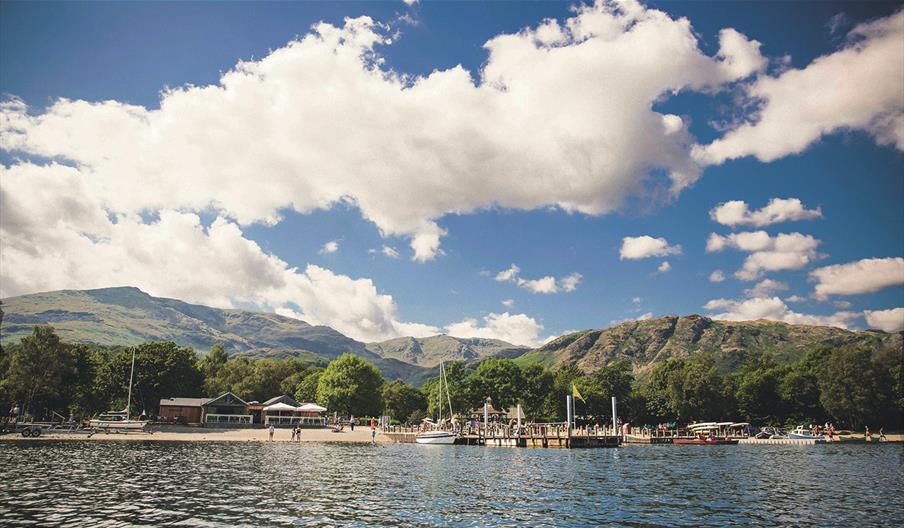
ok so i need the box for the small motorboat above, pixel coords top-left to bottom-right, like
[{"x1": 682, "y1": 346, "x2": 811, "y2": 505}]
[
  {"x1": 788, "y1": 426, "x2": 825, "y2": 440},
  {"x1": 674, "y1": 435, "x2": 738, "y2": 445}
]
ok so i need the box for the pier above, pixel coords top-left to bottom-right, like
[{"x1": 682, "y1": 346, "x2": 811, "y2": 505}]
[{"x1": 382, "y1": 423, "x2": 622, "y2": 448}]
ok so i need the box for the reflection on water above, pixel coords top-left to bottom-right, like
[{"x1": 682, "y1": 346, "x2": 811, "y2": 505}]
[{"x1": 0, "y1": 441, "x2": 901, "y2": 527}]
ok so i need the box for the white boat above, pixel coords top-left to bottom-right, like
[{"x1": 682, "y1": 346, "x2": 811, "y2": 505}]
[
  {"x1": 788, "y1": 425, "x2": 824, "y2": 440},
  {"x1": 414, "y1": 430, "x2": 457, "y2": 444},
  {"x1": 416, "y1": 361, "x2": 457, "y2": 445},
  {"x1": 89, "y1": 348, "x2": 148, "y2": 431}
]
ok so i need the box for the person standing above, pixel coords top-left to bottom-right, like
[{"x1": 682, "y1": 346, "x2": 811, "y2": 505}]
[
  {"x1": 269, "y1": 424, "x2": 275, "y2": 442},
  {"x1": 879, "y1": 427, "x2": 886, "y2": 441},
  {"x1": 371, "y1": 421, "x2": 377, "y2": 445}
]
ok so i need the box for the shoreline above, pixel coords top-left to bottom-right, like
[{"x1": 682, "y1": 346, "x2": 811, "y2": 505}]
[{"x1": 2, "y1": 426, "x2": 900, "y2": 444}]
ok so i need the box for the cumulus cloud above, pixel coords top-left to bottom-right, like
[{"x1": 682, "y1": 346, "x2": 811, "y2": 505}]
[
  {"x1": 695, "y1": 10, "x2": 904, "y2": 165},
  {"x1": 0, "y1": 1, "x2": 769, "y2": 261},
  {"x1": 445, "y1": 312, "x2": 547, "y2": 346},
  {"x1": 0, "y1": 163, "x2": 442, "y2": 343},
  {"x1": 501, "y1": 299, "x2": 515, "y2": 308},
  {"x1": 611, "y1": 312, "x2": 654, "y2": 325},
  {"x1": 657, "y1": 261, "x2": 671, "y2": 273},
  {"x1": 710, "y1": 198, "x2": 822, "y2": 227},
  {"x1": 369, "y1": 245, "x2": 400, "y2": 259},
  {"x1": 709, "y1": 270, "x2": 726, "y2": 283},
  {"x1": 810, "y1": 257, "x2": 904, "y2": 299},
  {"x1": 620, "y1": 235, "x2": 682, "y2": 260},
  {"x1": 863, "y1": 307, "x2": 904, "y2": 332},
  {"x1": 319, "y1": 240, "x2": 339, "y2": 254},
  {"x1": 494, "y1": 264, "x2": 581, "y2": 294},
  {"x1": 704, "y1": 296, "x2": 858, "y2": 329},
  {"x1": 785, "y1": 295, "x2": 806, "y2": 303},
  {"x1": 744, "y1": 278, "x2": 788, "y2": 298},
  {"x1": 706, "y1": 231, "x2": 820, "y2": 280}
]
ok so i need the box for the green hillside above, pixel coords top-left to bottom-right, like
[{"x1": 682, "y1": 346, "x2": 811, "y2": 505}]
[
  {"x1": 517, "y1": 314, "x2": 901, "y2": 376},
  {"x1": 365, "y1": 335, "x2": 529, "y2": 368}
]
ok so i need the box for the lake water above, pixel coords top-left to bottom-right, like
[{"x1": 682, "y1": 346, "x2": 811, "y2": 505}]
[{"x1": 0, "y1": 440, "x2": 901, "y2": 527}]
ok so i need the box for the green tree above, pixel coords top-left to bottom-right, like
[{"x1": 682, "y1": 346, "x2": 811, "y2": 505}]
[
  {"x1": 592, "y1": 360, "x2": 635, "y2": 418},
  {"x1": 422, "y1": 361, "x2": 475, "y2": 418},
  {"x1": 520, "y1": 364, "x2": 554, "y2": 420},
  {"x1": 546, "y1": 364, "x2": 583, "y2": 420},
  {"x1": 199, "y1": 343, "x2": 228, "y2": 394},
  {"x1": 1, "y1": 326, "x2": 74, "y2": 417},
  {"x1": 95, "y1": 342, "x2": 202, "y2": 416},
  {"x1": 382, "y1": 380, "x2": 427, "y2": 423},
  {"x1": 294, "y1": 368, "x2": 323, "y2": 403},
  {"x1": 733, "y1": 356, "x2": 785, "y2": 424},
  {"x1": 467, "y1": 359, "x2": 524, "y2": 411},
  {"x1": 316, "y1": 354, "x2": 385, "y2": 416},
  {"x1": 819, "y1": 346, "x2": 894, "y2": 428}
]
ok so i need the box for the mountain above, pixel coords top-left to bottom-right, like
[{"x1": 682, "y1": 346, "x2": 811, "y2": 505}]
[
  {"x1": 516, "y1": 314, "x2": 902, "y2": 375},
  {"x1": 365, "y1": 335, "x2": 529, "y2": 368},
  {"x1": 0, "y1": 287, "x2": 519, "y2": 382}
]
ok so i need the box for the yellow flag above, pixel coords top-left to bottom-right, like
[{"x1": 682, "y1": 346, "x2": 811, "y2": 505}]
[{"x1": 572, "y1": 382, "x2": 586, "y2": 404}]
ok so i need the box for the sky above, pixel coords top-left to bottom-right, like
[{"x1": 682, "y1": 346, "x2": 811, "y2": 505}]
[{"x1": 1, "y1": 0, "x2": 902, "y2": 346}]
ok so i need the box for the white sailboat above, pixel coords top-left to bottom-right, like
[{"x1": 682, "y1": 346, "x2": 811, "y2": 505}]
[
  {"x1": 89, "y1": 348, "x2": 148, "y2": 431},
  {"x1": 416, "y1": 361, "x2": 457, "y2": 445}
]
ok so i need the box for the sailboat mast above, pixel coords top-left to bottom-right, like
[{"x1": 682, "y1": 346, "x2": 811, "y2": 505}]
[
  {"x1": 126, "y1": 348, "x2": 136, "y2": 419},
  {"x1": 442, "y1": 361, "x2": 453, "y2": 423},
  {"x1": 438, "y1": 361, "x2": 443, "y2": 425}
]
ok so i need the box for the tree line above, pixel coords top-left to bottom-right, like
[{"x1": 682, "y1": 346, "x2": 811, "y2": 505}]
[{"x1": 0, "y1": 326, "x2": 900, "y2": 429}]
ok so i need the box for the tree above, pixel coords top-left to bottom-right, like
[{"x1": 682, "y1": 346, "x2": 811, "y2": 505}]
[
  {"x1": 819, "y1": 347, "x2": 893, "y2": 428},
  {"x1": 94, "y1": 342, "x2": 202, "y2": 416},
  {"x1": 422, "y1": 360, "x2": 475, "y2": 417},
  {"x1": 467, "y1": 359, "x2": 524, "y2": 411},
  {"x1": 382, "y1": 380, "x2": 427, "y2": 423},
  {"x1": 546, "y1": 364, "x2": 583, "y2": 420},
  {"x1": 294, "y1": 368, "x2": 323, "y2": 403},
  {"x1": 199, "y1": 343, "x2": 228, "y2": 394},
  {"x1": 2, "y1": 326, "x2": 74, "y2": 417},
  {"x1": 316, "y1": 354, "x2": 385, "y2": 416},
  {"x1": 592, "y1": 360, "x2": 635, "y2": 418},
  {"x1": 733, "y1": 356, "x2": 785, "y2": 424},
  {"x1": 520, "y1": 364, "x2": 554, "y2": 420}
]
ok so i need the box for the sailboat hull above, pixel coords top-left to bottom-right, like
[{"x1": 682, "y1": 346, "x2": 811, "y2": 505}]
[
  {"x1": 415, "y1": 432, "x2": 457, "y2": 444},
  {"x1": 88, "y1": 420, "x2": 147, "y2": 431}
]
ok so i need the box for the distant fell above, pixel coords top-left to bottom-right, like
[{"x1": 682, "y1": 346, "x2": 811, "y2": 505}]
[
  {"x1": 516, "y1": 314, "x2": 902, "y2": 375},
  {"x1": 365, "y1": 335, "x2": 529, "y2": 368}
]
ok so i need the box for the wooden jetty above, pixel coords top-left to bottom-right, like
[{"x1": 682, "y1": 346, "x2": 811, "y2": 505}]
[{"x1": 382, "y1": 424, "x2": 621, "y2": 448}]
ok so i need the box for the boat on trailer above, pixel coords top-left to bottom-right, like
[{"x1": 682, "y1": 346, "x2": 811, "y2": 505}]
[{"x1": 88, "y1": 348, "x2": 148, "y2": 431}]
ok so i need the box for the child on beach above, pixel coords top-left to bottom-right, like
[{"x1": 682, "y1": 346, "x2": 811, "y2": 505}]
[{"x1": 269, "y1": 424, "x2": 275, "y2": 441}]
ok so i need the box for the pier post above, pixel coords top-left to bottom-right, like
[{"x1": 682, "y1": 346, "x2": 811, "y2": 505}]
[
  {"x1": 566, "y1": 395, "x2": 573, "y2": 447},
  {"x1": 611, "y1": 396, "x2": 618, "y2": 437}
]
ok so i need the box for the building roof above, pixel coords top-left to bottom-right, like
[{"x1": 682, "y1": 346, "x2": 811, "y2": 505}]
[
  {"x1": 204, "y1": 391, "x2": 248, "y2": 408},
  {"x1": 160, "y1": 397, "x2": 211, "y2": 407},
  {"x1": 262, "y1": 394, "x2": 300, "y2": 407}
]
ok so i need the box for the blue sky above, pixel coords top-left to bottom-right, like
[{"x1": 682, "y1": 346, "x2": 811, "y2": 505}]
[{"x1": 1, "y1": 0, "x2": 902, "y2": 344}]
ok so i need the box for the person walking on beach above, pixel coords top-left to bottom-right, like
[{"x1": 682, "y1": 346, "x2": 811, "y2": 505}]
[
  {"x1": 879, "y1": 427, "x2": 886, "y2": 441},
  {"x1": 291, "y1": 427, "x2": 297, "y2": 441},
  {"x1": 296, "y1": 426, "x2": 302, "y2": 442},
  {"x1": 269, "y1": 424, "x2": 275, "y2": 442},
  {"x1": 371, "y1": 421, "x2": 377, "y2": 445}
]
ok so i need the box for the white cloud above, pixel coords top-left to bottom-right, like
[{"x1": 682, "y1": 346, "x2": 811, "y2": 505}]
[
  {"x1": 501, "y1": 299, "x2": 514, "y2": 308},
  {"x1": 744, "y1": 278, "x2": 788, "y2": 298},
  {"x1": 810, "y1": 257, "x2": 904, "y2": 299},
  {"x1": 695, "y1": 10, "x2": 904, "y2": 165},
  {"x1": 704, "y1": 296, "x2": 858, "y2": 329},
  {"x1": 610, "y1": 312, "x2": 654, "y2": 326},
  {"x1": 710, "y1": 198, "x2": 822, "y2": 227},
  {"x1": 494, "y1": 264, "x2": 581, "y2": 294},
  {"x1": 785, "y1": 295, "x2": 806, "y2": 303},
  {"x1": 369, "y1": 245, "x2": 400, "y2": 259},
  {"x1": 0, "y1": 1, "x2": 768, "y2": 261},
  {"x1": 319, "y1": 240, "x2": 339, "y2": 254},
  {"x1": 833, "y1": 300, "x2": 852, "y2": 309},
  {"x1": 0, "y1": 163, "x2": 438, "y2": 343},
  {"x1": 402, "y1": 0, "x2": 419, "y2": 6},
  {"x1": 658, "y1": 261, "x2": 671, "y2": 273},
  {"x1": 863, "y1": 307, "x2": 904, "y2": 332},
  {"x1": 709, "y1": 270, "x2": 726, "y2": 283},
  {"x1": 706, "y1": 231, "x2": 820, "y2": 280},
  {"x1": 446, "y1": 312, "x2": 546, "y2": 346},
  {"x1": 620, "y1": 235, "x2": 682, "y2": 260}
]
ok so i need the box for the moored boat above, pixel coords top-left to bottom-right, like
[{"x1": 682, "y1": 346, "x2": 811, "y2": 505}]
[
  {"x1": 415, "y1": 361, "x2": 458, "y2": 446},
  {"x1": 788, "y1": 425, "x2": 825, "y2": 440},
  {"x1": 89, "y1": 348, "x2": 148, "y2": 431}
]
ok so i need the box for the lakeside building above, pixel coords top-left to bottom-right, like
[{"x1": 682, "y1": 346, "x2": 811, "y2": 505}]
[{"x1": 159, "y1": 392, "x2": 325, "y2": 427}]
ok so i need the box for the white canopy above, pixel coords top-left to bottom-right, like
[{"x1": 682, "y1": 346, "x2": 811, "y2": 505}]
[
  {"x1": 264, "y1": 402, "x2": 297, "y2": 412},
  {"x1": 297, "y1": 403, "x2": 326, "y2": 413}
]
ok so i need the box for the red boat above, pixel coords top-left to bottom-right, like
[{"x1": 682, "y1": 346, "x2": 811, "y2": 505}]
[{"x1": 674, "y1": 436, "x2": 738, "y2": 445}]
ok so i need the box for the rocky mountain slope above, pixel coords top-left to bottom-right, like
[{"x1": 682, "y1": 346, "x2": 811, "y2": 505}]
[
  {"x1": 516, "y1": 314, "x2": 901, "y2": 375},
  {"x1": 365, "y1": 335, "x2": 529, "y2": 368}
]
